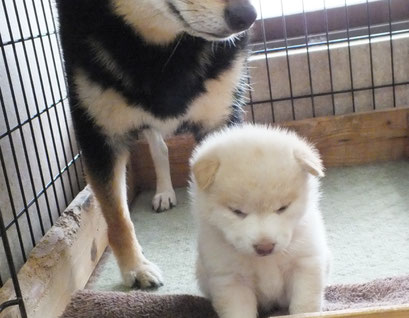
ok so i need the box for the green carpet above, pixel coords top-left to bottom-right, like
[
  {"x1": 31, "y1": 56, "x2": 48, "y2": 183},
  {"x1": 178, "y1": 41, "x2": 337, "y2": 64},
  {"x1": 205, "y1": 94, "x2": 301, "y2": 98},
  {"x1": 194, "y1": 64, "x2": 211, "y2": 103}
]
[{"x1": 87, "y1": 160, "x2": 409, "y2": 294}]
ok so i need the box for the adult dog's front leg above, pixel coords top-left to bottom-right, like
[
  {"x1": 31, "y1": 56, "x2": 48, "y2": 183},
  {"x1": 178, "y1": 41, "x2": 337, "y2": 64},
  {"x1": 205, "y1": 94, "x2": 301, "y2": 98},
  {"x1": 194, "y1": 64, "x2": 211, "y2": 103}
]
[
  {"x1": 86, "y1": 149, "x2": 163, "y2": 288},
  {"x1": 144, "y1": 129, "x2": 177, "y2": 212}
]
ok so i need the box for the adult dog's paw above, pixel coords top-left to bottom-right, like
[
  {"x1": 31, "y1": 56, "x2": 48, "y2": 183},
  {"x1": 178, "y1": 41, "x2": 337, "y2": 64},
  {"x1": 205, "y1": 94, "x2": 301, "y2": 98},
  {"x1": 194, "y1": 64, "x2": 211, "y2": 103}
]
[
  {"x1": 152, "y1": 190, "x2": 177, "y2": 212},
  {"x1": 122, "y1": 260, "x2": 164, "y2": 289}
]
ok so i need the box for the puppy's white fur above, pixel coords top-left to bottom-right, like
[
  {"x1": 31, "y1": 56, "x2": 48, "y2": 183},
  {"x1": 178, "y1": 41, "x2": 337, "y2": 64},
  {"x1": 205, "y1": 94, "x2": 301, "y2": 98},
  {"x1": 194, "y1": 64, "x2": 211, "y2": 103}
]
[{"x1": 189, "y1": 124, "x2": 330, "y2": 317}]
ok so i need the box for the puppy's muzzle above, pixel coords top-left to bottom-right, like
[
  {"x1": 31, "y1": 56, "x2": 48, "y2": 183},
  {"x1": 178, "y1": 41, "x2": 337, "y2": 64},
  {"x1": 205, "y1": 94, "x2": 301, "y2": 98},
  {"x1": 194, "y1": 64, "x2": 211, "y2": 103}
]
[
  {"x1": 253, "y1": 241, "x2": 275, "y2": 256},
  {"x1": 224, "y1": 3, "x2": 257, "y2": 33}
]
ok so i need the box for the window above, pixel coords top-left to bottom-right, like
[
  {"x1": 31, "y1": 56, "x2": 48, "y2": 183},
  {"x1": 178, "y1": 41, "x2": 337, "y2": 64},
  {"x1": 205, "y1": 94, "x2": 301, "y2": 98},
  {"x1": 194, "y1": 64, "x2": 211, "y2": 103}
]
[
  {"x1": 250, "y1": 0, "x2": 409, "y2": 51},
  {"x1": 252, "y1": 0, "x2": 382, "y2": 19}
]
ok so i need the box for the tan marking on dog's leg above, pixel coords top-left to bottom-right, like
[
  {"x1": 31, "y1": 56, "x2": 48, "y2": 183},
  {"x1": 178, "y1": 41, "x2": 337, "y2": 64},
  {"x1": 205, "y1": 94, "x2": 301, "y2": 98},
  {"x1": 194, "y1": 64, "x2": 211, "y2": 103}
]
[
  {"x1": 144, "y1": 129, "x2": 177, "y2": 212},
  {"x1": 87, "y1": 151, "x2": 163, "y2": 288}
]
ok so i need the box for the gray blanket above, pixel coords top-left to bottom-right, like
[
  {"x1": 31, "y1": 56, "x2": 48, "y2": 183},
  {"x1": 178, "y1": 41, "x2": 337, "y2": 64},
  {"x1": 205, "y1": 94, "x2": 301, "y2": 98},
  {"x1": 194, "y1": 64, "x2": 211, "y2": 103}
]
[{"x1": 61, "y1": 276, "x2": 409, "y2": 318}]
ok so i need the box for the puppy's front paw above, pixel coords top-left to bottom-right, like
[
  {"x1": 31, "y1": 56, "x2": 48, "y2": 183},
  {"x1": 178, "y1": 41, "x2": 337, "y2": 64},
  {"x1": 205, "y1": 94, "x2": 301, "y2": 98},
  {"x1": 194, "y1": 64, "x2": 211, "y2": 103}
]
[
  {"x1": 289, "y1": 302, "x2": 321, "y2": 315},
  {"x1": 122, "y1": 259, "x2": 163, "y2": 289},
  {"x1": 152, "y1": 190, "x2": 177, "y2": 212}
]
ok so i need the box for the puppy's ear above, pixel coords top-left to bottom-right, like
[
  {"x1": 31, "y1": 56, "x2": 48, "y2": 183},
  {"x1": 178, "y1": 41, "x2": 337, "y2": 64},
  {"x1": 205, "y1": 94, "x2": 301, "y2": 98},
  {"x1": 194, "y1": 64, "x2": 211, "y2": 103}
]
[
  {"x1": 294, "y1": 146, "x2": 325, "y2": 177},
  {"x1": 192, "y1": 157, "x2": 220, "y2": 190}
]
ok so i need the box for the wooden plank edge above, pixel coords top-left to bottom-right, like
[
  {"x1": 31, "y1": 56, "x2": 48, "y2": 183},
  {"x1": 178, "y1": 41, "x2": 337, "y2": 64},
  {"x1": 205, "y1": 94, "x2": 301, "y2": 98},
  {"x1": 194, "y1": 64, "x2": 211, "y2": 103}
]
[
  {"x1": 279, "y1": 107, "x2": 409, "y2": 167},
  {"x1": 274, "y1": 304, "x2": 409, "y2": 318},
  {"x1": 280, "y1": 106, "x2": 409, "y2": 130},
  {"x1": 0, "y1": 186, "x2": 108, "y2": 318}
]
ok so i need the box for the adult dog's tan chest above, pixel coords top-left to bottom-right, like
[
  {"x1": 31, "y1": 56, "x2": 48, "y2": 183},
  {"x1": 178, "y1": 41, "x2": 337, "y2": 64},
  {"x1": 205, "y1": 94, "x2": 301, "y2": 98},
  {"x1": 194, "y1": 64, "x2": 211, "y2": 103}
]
[{"x1": 74, "y1": 55, "x2": 245, "y2": 138}]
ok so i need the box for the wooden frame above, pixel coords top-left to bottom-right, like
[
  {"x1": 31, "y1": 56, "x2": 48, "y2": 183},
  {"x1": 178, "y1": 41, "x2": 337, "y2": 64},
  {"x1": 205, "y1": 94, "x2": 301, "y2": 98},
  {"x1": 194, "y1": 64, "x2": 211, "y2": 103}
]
[
  {"x1": 0, "y1": 187, "x2": 108, "y2": 318},
  {"x1": 1, "y1": 107, "x2": 408, "y2": 318},
  {"x1": 276, "y1": 305, "x2": 409, "y2": 318},
  {"x1": 250, "y1": 0, "x2": 409, "y2": 45}
]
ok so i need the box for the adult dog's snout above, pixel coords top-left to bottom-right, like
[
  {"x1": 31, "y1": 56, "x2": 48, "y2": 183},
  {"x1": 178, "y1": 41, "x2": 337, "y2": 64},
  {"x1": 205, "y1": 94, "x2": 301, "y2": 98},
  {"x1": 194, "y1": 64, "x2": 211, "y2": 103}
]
[
  {"x1": 253, "y1": 241, "x2": 275, "y2": 256},
  {"x1": 224, "y1": 3, "x2": 257, "y2": 33}
]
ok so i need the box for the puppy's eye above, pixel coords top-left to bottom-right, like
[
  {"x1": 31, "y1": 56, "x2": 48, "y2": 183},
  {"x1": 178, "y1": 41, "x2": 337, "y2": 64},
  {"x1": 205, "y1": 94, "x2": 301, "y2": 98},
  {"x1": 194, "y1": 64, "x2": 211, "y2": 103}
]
[
  {"x1": 230, "y1": 208, "x2": 247, "y2": 218},
  {"x1": 277, "y1": 205, "x2": 288, "y2": 214}
]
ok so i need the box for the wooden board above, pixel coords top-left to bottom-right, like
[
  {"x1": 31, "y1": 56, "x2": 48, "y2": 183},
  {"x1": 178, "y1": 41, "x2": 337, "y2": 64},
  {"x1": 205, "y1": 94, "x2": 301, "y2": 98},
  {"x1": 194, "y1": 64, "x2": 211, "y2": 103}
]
[
  {"x1": 281, "y1": 107, "x2": 409, "y2": 167},
  {"x1": 130, "y1": 107, "x2": 409, "y2": 190},
  {"x1": 274, "y1": 305, "x2": 409, "y2": 318},
  {"x1": 0, "y1": 187, "x2": 108, "y2": 318}
]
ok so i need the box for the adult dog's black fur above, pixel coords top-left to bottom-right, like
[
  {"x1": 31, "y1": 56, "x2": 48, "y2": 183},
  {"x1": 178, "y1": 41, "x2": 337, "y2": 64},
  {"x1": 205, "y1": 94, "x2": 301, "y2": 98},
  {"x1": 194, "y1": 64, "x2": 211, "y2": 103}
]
[{"x1": 57, "y1": 0, "x2": 256, "y2": 288}]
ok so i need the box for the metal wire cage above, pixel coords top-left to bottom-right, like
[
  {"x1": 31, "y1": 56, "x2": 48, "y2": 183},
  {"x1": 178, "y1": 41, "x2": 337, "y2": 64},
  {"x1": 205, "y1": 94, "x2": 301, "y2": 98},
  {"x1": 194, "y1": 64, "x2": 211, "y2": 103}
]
[
  {"x1": 246, "y1": 0, "x2": 409, "y2": 123},
  {"x1": 0, "y1": 0, "x2": 85, "y2": 315},
  {"x1": 1, "y1": 0, "x2": 409, "y2": 316}
]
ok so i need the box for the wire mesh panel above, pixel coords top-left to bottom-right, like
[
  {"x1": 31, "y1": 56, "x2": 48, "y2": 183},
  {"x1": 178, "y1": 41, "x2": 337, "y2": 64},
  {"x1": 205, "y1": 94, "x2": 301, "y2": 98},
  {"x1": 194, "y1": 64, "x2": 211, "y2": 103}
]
[
  {"x1": 0, "y1": 0, "x2": 85, "y2": 313},
  {"x1": 246, "y1": 0, "x2": 409, "y2": 123}
]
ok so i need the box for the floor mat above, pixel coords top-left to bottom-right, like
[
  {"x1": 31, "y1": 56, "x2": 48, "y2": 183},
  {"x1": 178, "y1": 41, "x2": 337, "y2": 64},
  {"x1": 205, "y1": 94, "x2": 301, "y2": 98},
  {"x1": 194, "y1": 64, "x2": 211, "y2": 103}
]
[{"x1": 86, "y1": 160, "x2": 409, "y2": 294}]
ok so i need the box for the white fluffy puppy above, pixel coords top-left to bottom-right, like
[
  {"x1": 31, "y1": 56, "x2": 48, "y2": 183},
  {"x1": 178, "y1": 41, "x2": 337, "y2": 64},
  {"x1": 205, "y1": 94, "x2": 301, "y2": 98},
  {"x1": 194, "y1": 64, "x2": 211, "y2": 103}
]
[{"x1": 189, "y1": 124, "x2": 329, "y2": 317}]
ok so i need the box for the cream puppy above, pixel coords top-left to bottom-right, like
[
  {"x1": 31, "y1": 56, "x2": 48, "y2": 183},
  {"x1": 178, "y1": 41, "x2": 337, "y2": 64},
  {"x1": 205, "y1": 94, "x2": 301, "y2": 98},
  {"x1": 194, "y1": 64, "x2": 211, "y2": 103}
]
[{"x1": 189, "y1": 124, "x2": 330, "y2": 317}]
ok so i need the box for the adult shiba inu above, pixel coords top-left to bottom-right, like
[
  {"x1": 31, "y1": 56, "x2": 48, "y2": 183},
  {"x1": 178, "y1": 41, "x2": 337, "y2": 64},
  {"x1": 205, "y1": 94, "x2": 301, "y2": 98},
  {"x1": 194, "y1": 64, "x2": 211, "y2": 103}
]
[
  {"x1": 56, "y1": 0, "x2": 257, "y2": 288},
  {"x1": 190, "y1": 125, "x2": 330, "y2": 317}
]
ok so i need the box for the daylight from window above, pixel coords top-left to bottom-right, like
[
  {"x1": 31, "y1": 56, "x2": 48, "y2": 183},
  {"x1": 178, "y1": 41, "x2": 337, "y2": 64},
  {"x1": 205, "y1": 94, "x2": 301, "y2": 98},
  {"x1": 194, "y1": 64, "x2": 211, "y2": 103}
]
[{"x1": 252, "y1": 0, "x2": 381, "y2": 19}]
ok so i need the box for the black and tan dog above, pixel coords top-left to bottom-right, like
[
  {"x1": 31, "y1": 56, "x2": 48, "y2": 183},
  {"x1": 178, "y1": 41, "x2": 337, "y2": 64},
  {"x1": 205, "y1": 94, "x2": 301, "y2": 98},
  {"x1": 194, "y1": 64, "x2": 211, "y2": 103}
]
[{"x1": 57, "y1": 0, "x2": 257, "y2": 288}]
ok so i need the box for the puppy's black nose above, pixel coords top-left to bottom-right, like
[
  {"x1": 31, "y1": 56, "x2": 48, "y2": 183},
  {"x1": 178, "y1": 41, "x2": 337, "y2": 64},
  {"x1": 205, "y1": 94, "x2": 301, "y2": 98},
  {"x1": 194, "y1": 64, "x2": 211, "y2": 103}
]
[
  {"x1": 253, "y1": 242, "x2": 275, "y2": 256},
  {"x1": 224, "y1": 3, "x2": 257, "y2": 33}
]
